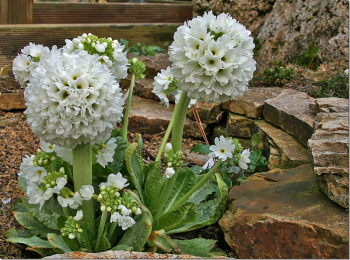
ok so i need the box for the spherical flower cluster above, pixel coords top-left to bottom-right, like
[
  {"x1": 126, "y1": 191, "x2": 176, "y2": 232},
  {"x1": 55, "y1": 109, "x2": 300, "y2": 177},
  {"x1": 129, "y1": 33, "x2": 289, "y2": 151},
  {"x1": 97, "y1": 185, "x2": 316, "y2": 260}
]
[
  {"x1": 12, "y1": 43, "x2": 51, "y2": 87},
  {"x1": 24, "y1": 49, "x2": 125, "y2": 148},
  {"x1": 168, "y1": 11, "x2": 256, "y2": 103},
  {"x1": 62, "y1": 33, "x2": 128, "y2": 82}
]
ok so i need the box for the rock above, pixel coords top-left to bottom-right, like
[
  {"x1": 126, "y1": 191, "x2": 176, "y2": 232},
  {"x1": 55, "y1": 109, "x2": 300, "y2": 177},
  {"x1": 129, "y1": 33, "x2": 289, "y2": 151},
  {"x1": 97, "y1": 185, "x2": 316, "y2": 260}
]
[
  {"x1": 309, "y1": 97, "x2": 349, "y2": 113},
  {"x1": 128, "y1": 53, "x2": 171, "y2": 79},
  {"x1": 255, "y1": 120, "x2": 310, "y2": 169},
  {"x1": 308, "y1": 111, "x2": 349, "y2": 208},
  {"x1": 227, "y1": 113, "x2": 258, "y2": 139},
  {"x1": 0, "y1": 74, "x2": 21, "y2": 91},
  {"x1": 257, "y1": 0, "x2": 349, "y2": 67},
  {"x1": 192, "y1": 0, "x2": 275, "y2": 36},
  {"x1": 120, "y1": 76, "x2": 161, "y2": 102},
  {"x1": 0, "y1": 117, "x2": 21, "y2": 128},
  {"x1": 0, "y1": 92, "x2": 26, "y2": 111},
  {"x1": 219, "y1": 164, "x2": 349, "y2": 259},
  {"x1": 186, "y1": 101, "x2": 222, "y2": 124},
  {"x1": 263, "y1": 89, "x2": 316, "y2": 147},
  {"x1": 222, "y1": 87, "x2": 285, "y2": 119},
  {"x1": 44, "y1": 250, "x2": 203, "y2": 259},
  {"x1": 127, "y1": 96, "x2": 208, "y2": 140}
]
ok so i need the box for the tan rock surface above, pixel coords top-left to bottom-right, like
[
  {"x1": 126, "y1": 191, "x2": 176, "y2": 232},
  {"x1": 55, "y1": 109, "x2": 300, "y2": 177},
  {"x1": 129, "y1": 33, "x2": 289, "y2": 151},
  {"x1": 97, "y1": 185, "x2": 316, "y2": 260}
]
[
  {"x1": 219, "y1": 164, "x2": 349, "y2": 259},
  {"x1": 227, "y1": 113, "x2": 257, "y2": 139}
]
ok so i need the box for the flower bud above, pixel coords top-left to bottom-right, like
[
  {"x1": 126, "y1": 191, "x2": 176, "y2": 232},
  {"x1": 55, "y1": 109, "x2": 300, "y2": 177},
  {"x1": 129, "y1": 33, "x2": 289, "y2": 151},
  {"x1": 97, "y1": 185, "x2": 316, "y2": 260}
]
[{"x1": 165, "y1": 143, "x2": 172, "y2": 153}]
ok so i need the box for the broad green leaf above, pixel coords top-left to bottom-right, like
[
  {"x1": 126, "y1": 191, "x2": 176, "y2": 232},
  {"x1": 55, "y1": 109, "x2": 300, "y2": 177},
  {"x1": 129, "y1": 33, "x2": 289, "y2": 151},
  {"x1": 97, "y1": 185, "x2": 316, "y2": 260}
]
[
  {"x1": 251, "y1": 133, "x2": 261, "y2": 147},
  {"x1": 190, "y1": 144, "x2": 211, "y2": 155},
  {"x1": 143, "y1": 161, "x2": 162, "y2": 213},
  {"x1": 118, "y1": 211, "x2": 152, "y2": 251},
  {"x1": 56, "y1": 216, "x2": 80, "y2": 252},
  {"x1": 187, "y1": 174, "x2": 217, "y2": 205},
  {"x1": 18, "y1": 175, "x2": 27, "y2": 192},
  {"x1": 136, "y1": 133, "x2": 143, "y2": 155},
  {"x1": 249, "y1": 149, "x2": 262, "y2": 165},
  {"x1": 174, "y1": 238, "x2": 217, "y2": 257},
  {"x1": 98, "y1": 230, "x2": 111, "y2": 252},
  {"x1": 22, "y1": 196, "x2": 64, "y2": 230},
  {"x1": 108, "y1": 136, "x2": 128, "y2": 174},
  {"x1": 110, "y1": 244, "x2": 133, "y2": 251},
  {"x1": 7, "y1": 236, "x2": 53, "y2": 253},
  {"x1": 29, "y1": 247, "x2": 56, "y2": 257},
  {"x1": 257, "y1": 154, "x2": 268, "y2": 167},
  {"x1": 110, "y1": 128, "x2": 123, "y2": 138},
  {"x1": 92, "y1": 163, "x2": 113, "y2": 178},
  {"x1": 160, "y1": 168, "x2": 196, "y2": 214},
  {"x1": 155, "y1": 202, "x2": 197, "y2": 232},
  {"x1": 5, "y1": 228, "x2": 33, "y2": 239},
  {"x1": 78, "y1": 219, "x2": 96, "y2": 251},
  {"x1": 124, "y1": 142, "x2": 144, "y2": 202},
  {"x1": 167, "y1": 173, "x2": 228, "y2": 234},
  {"x1": 14, "y1": 211, "x2": 58, "y2": 238},
  {"x1": 47, "y1": 233, "x2": 72, "y2": 253},
  {"x1": 191, "y1": 165, "x2": 203, "y2": 175}
]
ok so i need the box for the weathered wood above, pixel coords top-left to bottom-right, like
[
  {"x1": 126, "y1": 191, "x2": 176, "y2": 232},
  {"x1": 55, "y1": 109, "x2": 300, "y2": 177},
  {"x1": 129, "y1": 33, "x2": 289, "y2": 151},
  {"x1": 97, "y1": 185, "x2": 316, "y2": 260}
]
[
  {"x1": 0, "y1": 23, "x2": 179, "y2": 67},
  {"x1": 0, "y1": 0, "x2": 33, "y2": 24},
  {"x1": 32, "y1": 2, "x2": 192, "y2": 24}
]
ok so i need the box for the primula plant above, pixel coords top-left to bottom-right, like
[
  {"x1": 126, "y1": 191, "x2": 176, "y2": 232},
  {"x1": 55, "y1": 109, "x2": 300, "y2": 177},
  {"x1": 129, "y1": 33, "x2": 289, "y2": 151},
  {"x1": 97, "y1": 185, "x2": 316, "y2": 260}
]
[{"x1": 8, "y1": 11, "x2": 256, "y2": 257}]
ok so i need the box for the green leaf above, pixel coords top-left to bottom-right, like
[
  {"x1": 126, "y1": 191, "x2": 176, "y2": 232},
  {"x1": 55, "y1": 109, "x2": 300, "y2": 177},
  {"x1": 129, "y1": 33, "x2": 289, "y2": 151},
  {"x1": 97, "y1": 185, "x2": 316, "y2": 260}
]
[
  {"x1": 124, "y1": 142, "x2": 144, "y2": 202},
  {"x1": 108, "y1": 136, "x2": 128, "y2": 174},
  {"x1": 249, "y1": 149, "x2": 262, "y2": 165},
  {"x1": 155, "y1": 202, "x2": 197, "y2": 232},
  {"x1": 110, "y1": 244, "x2": 133, "y2": 251},
  {"x1": 92, "y1": 163, "x2": 114, "y2": 178},
  {"x1": 56, "y1": 216, "x2": 80, "y2": 252},
  {"x1": 143, "y1": 161, "x2": 162, "y2": 212},
  {"x1": 7, "y1": 236, "x2": 53, "y2": 255},
  {"x1": 5, "y1": 228, "x2": 33, "y2": 239},
  {"x1": 78, "y1": 219, "x2": 96, "y2": 251},
  {"x1": 47, "y1": 233, "x2": 72, "y2": 253},
  {"x1": 251, "y1": 133, "x2": 261, "y2": 147},
  {"x1": 14, "y1": 211, "x2": 58, "y2": 238},
  {"x1": 191, "y1": 165, "x2": 203, "y2": 175},
  {"x1": 118, "y1": 211, "x2": 152, "y2": 251},
  {"x1": 18, "y1": 175, "x2": 27, "y2": 192},
  {"x1": 160, "y1": 168, "x2": 196, "y2": 214},
  {"x1": 29, "y1": 247, "x2": 56, "y2": 257},
  {"x1": 190, "y1": 144, "x2": 211, "y2": 155},
  {"x1": 187, "y1": 174, "x2": 217, "y2": 205},
  {"x1": 257, "y1": 154, "x2": 268, "y2": 167},
  {"x1": 110, "y1": 128, "x2": 123, "y2": 138},
  {"x1": 22, "y1": 196, "x2": 64, "y2": 230},
  {"x1": 167, "y1": 173, "x2": 228, "y2": 234},
  {"x1": 174, "y1": 238, "x2": 217, "y2": 257},
  {"x1": 98, "y1": 230, "x2": 111, "y2": 252}
]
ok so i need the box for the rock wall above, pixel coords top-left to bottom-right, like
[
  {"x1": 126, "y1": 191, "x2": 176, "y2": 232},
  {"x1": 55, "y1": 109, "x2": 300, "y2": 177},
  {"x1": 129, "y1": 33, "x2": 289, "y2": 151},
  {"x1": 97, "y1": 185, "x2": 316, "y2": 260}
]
[{"x1": 192, "y1": 0, "x2": 349, "y2": 68}]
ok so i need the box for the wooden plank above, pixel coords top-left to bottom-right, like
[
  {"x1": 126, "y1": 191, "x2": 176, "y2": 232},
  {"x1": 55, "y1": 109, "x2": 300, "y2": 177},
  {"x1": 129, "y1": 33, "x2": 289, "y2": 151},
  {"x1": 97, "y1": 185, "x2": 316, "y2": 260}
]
[
  {"x1": 0, "y1": 0, "x2": 33, "y2": 24},
  {"x1": 32, "y1": 2, "x2": 192, "y2": 24},
  {"x1": 0, "y1": 23, "x2": 179, "y2": 67}
]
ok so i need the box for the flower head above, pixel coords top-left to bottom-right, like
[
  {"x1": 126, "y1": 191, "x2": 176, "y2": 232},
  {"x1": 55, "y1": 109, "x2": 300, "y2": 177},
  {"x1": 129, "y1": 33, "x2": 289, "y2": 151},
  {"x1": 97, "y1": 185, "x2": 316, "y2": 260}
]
[
  {"x1": 165, "y1": 167, "x2": 175, "y2": 178},
  {"x1": 95, "y1": 138, "x2": 117, "y2": 167},
  {"x1": 208, "y1": 136, "x2": 236, "y2": 161},
  {"x1": 168, "y1": 11, "x2": 256, "y2": 103},
  {"x1": 100, "y1": 172, "x2": 129, "y2": 190},
  {"x1": 237, "y1": 149, "x2": 251, "y2": 169},
  {"x1": 24, "y1": 49, "x2": 124, "y2": 148},
  {"x1": 73, "y1": 210, "x2": 84, "y2": 221}
]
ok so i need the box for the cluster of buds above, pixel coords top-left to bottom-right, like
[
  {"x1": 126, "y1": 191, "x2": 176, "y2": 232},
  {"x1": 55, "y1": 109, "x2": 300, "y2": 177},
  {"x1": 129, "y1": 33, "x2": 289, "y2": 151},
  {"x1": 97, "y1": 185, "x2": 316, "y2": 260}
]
[
  {"x1": 60, "y1": 211, "x2": 83, "y2": 239},
  {"x1": 32, "y1": 149, "x2": 56, "y2": 168},
  {"x1": 128, "y1": 57, "x2": 146, "y2": 79},
  {"x1": 41, "y1": 167, "x2": 67, "y2": 189},
  {"x1": 163, "y1": 143, "x2": 183, "y2": 177}
]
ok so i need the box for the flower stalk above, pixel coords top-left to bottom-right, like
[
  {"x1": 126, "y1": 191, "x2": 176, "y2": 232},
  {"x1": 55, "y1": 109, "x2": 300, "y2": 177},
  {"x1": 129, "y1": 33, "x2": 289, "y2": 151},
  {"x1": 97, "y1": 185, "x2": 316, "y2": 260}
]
[
  {"x1": 95, "y1": 210, "x2": 108, "y2": 252},
  {"x1": 72, "y1": 143, "x2": 94, "y2": 230},
  {"x1": 122, "y1": 73, "x2": 136, "y2": 143}
]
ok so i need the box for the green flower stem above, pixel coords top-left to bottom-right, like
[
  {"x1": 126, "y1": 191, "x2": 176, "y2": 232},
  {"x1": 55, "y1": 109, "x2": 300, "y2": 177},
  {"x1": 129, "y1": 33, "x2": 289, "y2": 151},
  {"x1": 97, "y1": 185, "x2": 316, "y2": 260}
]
[
  {"x1": 107, "y1": 221, "x2": 118, "y2": 240},
  {"x1": 62, "y1": 207, "x2": 70, "y2": 218},
  {"x1": 95, "y1": 210, "x2": 108, "y2": 252},
  {"x1": 155, "y1": 106, "x2": 178, "y2": 161},
  {"x1": 171, "y1": 91, "x2": 191, "y2": 153},
  {"x1": 72, "y1": 143, "x2": 94, "y2": 230},
  {"x1": 168, "y1": 159, "x2": 222, "y2": 212},
  {"x1": 122, "y1": 73, "x2": 136, "y2": 143}
]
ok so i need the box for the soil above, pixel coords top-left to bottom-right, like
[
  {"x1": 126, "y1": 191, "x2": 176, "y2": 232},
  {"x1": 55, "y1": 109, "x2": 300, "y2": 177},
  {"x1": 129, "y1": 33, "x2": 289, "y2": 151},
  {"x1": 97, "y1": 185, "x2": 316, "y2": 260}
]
[{"x1": 0, "y1": 110, "x2": 231, "y2": 259}]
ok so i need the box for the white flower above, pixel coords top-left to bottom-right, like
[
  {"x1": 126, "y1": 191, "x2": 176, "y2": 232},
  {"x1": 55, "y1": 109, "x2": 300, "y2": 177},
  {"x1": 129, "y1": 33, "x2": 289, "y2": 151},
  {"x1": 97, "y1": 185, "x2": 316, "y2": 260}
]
[
  {"x1": 208, "y1": 136, "x2": 236, "y2": 161},
  {"x1": 79, "y1": 185, "x2": 94, "y2": 200},
  {"x1": 164, "y1": 143, "x2": 172, "y2": 153},
  {"x1": 24, "y1": 49, "x2": 125, "y2": 148},
  {"x1": 118, "y1": 204, "x2": 131, "y2": 216},
  {"x1": 174, "y1": 90, "x2": 197, "y2": 108},
  {"x1": 165, "y1": 167, "x2": 175, "y2": 178},
  {"x1": 119, "y1": 216, "x2": 136, "y2": 230},
  {"x1": 54, "y1": 177, "x2": 67, "y2": 193},
  {"x1": 96, "y1": 138, "x2": 117, "y2": 167},
  {"x1": 1, "y1": 198, "x2": 11, "y2": 205},
  {"x1": 25, "y1": 166, "x2": 47, "y2": 185},
  {"x1": 95, "y1": 43, "x2": 105, "y2": 53},
  {"x1": 345, "y1": 69, "x2": 349, "y2": 76},
  {"x1": 54, "y1": 146, "x2": 73, "y2": 165},
  {"x1": 40, "y1": 140, "x2": 56, "y2": 153},
  {"x1": 57, "y1": 192, "x2": 83, "y2": 209},
  {"x1": 168, "y1": 11, "x2": 256, "y2": 103},
  {"x1": 110, "y1": 212, "x2": 122, "y2": 223},
  {"x1": 202, "y1": 157, "x2": 215, "y2": 170},
  {"x1": 19, "y1": 155, "x2": 34, "y2": 176},
  {"x1": 152, "y1": 66, "x2": 177, "y2": 107},
  {"x1": 100, "y1": 172, "x2": 129, "y2": 190},
  {"x1": 238, "y1": 149, "x2": 251, "y2": 170},
  {"x1": 135, "y1": 207, "x2": 142, "y2": 215},
  {"x1": 73, "y1": 210, "x2": 84, "y2": 221},
  {"x1": 68, "y1": 234, "x2": 75, "y2": 239}
]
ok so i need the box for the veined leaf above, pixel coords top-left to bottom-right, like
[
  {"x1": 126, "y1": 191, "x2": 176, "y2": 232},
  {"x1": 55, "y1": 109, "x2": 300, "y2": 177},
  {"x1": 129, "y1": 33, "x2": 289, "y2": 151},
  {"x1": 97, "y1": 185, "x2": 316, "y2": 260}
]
[
  {"x1": 107, "y1": 136, "x2": 128, "y2": 174},
  {"x1": 56, "y1": 216, "x2": 80, "y2": 252},
  {"x1": 190, "y1": 144, "x2": 211, "y2": 155},
  {"x1": 160, "y1": 168, "x2": 196, "y2": 214},
  {"x1": 124, "y1": 142, "x2": 144, "y2": 202},
  {"x1": 22, "y1": 196, "x2": 64, "y2": 230},
  {"x1": 92, "y1": 163, "x2": 113, "y2": 178},
  {"x1": 47, "y1": 233, "x2": 72, "y2": 253},
  {"x1": 187, "y1": 174, "x2": 217, "y2": 205},
  {"x1": 118, "y1": 211, "x2": 152, "y2": 251},
  {"x1": 5, "y1": 228, "x2": 33, "y2": 239},
  {"x1": 110, "y1": 128, "x2": 123, "y2": 138},
  {"x1": 78, "y1": 219, "x2": 96, "y2": 252},
  {"x1": 14, "y1": 211, "x2": 58, "y2": 238},
  {"x1": 143, "y1": 161, "x2": 162, "y2": 213},
  {"x1": 167, "y1": 173, "x2": 228, "y2": 234},
  {"x1": 251, "y1": 133, "x2": 261, "y2": 147},
  {"x1": 98, "y1": 230, "x2": 111, "y2": 252},
  {"x1": 155, "y1": 202, "x2": 197, "y2": 232},
  {"x1": 29, "y1": 247, "x2": 56, "y2": 257},
  {"x1": 174, "y1": 238, "x2": 217, "y2": 257},
  {"x1": 7, "y1": 236, "x2": 53, "y2": 256},
  {"x1": 18, "y1": 176, "x2": 27, "y2": 192}
]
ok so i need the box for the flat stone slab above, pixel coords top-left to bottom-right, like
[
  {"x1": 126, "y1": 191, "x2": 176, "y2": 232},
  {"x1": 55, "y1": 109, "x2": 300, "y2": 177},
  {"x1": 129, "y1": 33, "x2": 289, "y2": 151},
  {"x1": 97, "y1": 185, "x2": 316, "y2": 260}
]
[
  {"x1": 128, "y1": 53, "x2": 171, "y2": 79},
  {"x1": 128, "y1": 96, "x2": 208, "y2": 140},
  {"x1": 222, "y1": 87, "x2": 285, "y2": 119},
  {"x1": 263, "y1": 89, "x2": 317, "y2": 147},
  {"x1": 310, "y1": 97, "x2": 349, "y2": 113},
  {"x1": 308, "y1": 112, "x2": 349, "y2": 209},
  {"x1": 219, "y1": 164, "x2": 349, "y2": 259},
  {"x1": 227, "y1": 113, "x2": 258, "y2": 138},
  {"x1": 0, "y1": 91, "x2": 26, "y2": 111},
  {"x1": 187, "y1": 101, "x2": 223, "y2": 124},
  {"x1": 255, "y1": 120, "x2": 310, "y2": 169}
]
